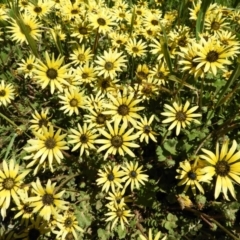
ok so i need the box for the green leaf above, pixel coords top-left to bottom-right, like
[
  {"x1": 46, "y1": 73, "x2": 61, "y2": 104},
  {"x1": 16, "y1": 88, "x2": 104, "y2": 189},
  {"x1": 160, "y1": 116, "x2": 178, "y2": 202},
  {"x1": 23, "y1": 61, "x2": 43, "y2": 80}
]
[{"x1": 163, "y1": 139, "x2": 177, "y2": 155}]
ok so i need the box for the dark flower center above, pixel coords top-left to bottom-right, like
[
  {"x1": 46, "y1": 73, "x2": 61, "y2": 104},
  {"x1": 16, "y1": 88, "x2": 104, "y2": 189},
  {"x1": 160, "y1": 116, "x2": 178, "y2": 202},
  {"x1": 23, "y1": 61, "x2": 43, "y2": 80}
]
[
  {"x1": 119, "y1": 13, "x2": 125, "y2": 18},
  {"x1": 157, "y1": 71, "x2": 164, "y2": 78},
  {"x1": 39, "y1": 118, "x2": 48, "y2": 127},
  {"x1": 42, "y1": 193, "x2": 54, "y2": 205},
  {"x1": 79, "y1": 27, "x2": 88, "y2": 35},
  {"x1": 116, "y1": 209, "x2": 123, "y2": 217},
  {"x1": 45, "y1": 137, "x2": 56, "y2": 149},
  {"x1": 104, "y1": 62, "x2": 114, "y2": 70},
  {"x1": 188, "y1": 171, "x2": 197, "y2": 180},
  {"x1": 71, "y1": 9, "x2": 79, "y2": 14},
  {"x1": 211, "y1": 21, "x2": 220, "y2": 30},
  {"x1": 129, "y1": 170, "x2": 137, "y2": 178},
  {"x1": 78, "y1": 54, "x2": 85, "y2": 61},
  {"x1": 97, "y1": 18, "x2": 106, "y2": 25},
  {"x1": 70, "y1": 98, "x2": 78, "y2": 107},
  {"x1": 221, "y1": 40, "x2": 228, "y2": 45},
  {"x1": 116, "y1": 40, "x2": 122, "y2": 44},
  {"x1": 118, "y1": 104, "x2": 129, "y2": 116},
  {"x1": 107, "y1": 172, "x2": 115, "y2": 181},
  {"x1": 147, "y1": 30, "x2": 153, "y2": 35},
  {"x1": 206, "y1": 51, "x2": 219, "y2": 62},
  {"x1": 65, "y1": 232, "x2": 74, "y2": 240},
  {"x1": 27, "y1": 64, "x2": 33, "y2": 70},
  {"x1": 132, "y1": 47, "x2": 139, "y2": 53},
  {"x1": 23, "y1": 204, "x2": 33, "y2": 214},
  {"x1": 143, "y1": 125, "x2": 151, "y2": 133},
  {"x1": 137, "y1": 71, "x2": 147, "y2": 79},
  {"x1": 82, "y1": 73, "x2": 89, "y2": 79},
  {"x1": 178, "y1": 36, "x2": 187, "y2": 47},
  {"x1": 151, "y1": 19, "x2": 158, "y2": 26},
  {"x1": 80, "y1": 134, "x2": 88, "y2": 143},
  {"x1": 34, "y1": 6, "x2": 42, "y2": 13},
  {"x1": 176, "y1": 111, "x2": 187, "y2": 121},
  {"x1": 23, "y1": 24, "x2": 32, "y2": 34},
  {"x1": 0, "y1": 90, "x2": 6, "y2": 96},
  {"x1": 101, "y1": 79, "x2": 110, "y2": 89},
  {"x1": 3, "y1": 178, "x2": 14, "y2": 190},
  {"x1": 111, "y1": 135, "x2": 123, "y2": 148},
  {"x1": 141, "y1": 84, "x2": 152, "y2": 95},
  {"x1": 47, "y1": 68, "x2": 58, "y2": 79},
  {"x1": 64, "y1": 217, "x2": 73, "y2": 227},
  {"x1": 96, "y1": 113, "x2": 106, "y2": 124},
  {"x1": 28, "y1": 228, "x2": 40, "y2": 240},
  {"x1": 215, "y1": 160, "x2": 230, "y2": 176}
]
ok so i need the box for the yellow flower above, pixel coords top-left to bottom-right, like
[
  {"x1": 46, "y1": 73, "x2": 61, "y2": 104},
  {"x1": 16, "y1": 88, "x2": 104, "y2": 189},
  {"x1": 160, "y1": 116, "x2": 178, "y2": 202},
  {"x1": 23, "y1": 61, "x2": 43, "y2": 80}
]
[
  {"x1": 69, "y1": 45, "x2": 94, "y2": 66},
  {"x1": 121, "y1": 161, "x2": 149, "y2": 191},
  {"x1": 106, "y1": 188, "x2": 132, "y2": 208},
  {"x1": 7, "y1": 14, "x2": 42, "y2": 44},
  {"x1": 95, "y1": 120, "x2": 140, "y2": 160},
  {"x1": 70, "y1": 20, "x2": 92, "y2": 43},
  {"x1": 105, "y1": 202, "x2": 133, "y2": 230},
  {"x1": 161, "y1": 101, "x2": 201, "y2": 136},
  {"x1": 17, "y1": 55, "x2": 36, "y2": 78},
  {"x1": 95, "y1": 48, "x2": 127, "y2": 79},
  {"x1": 89, "y1": 9, "x2": 115, "y2": 35},
  {"x1": 125, "y1": 38, "x2": 147, "y2": 58},
  {"x1": 200, "y1": 139, "x2": 240, "y2": 200},
  {"x1": 0, "y1": 159, "x2": 30, "y2": 219},
  {"x1": 74, "y1": 62, "x2": 97, "y2": 85},
  {"x1": 68, "y1": 123, "x2": 99, "y2": 156},
  {"x1": 27, "y1": 0, "x2": 54, "y2": 18},
  {"x1": 33, "y1": 52, "x2": 70, "y2": 94},
  {"x1": 54, "y1": 211, "x2": 83, "y2": 240},
  {"x1": 29, "y1": 109, "x2": 52, "y2": 134},
  {"x1": 139, "y1": 228, "x2": 167, "y2": 240},
  {"x1": 103, "y1": 87, "x2": 144, "y2": 126},
  {"x1": 96, "y1": 165, "x2": 125, "y2": 192},
  {"x1": 176, "y1": 160, "x2": 210, "y2": 195},
  {"x1": 29, "y1": 179, "x2": 68, "y2": 221},
  {"x1": 24, "y1": 126, "x2": 69, "y2": 172},
  {"x1": 0, "y1": 80, "x2": 15, "y2": 107},
  {"x1": 59, "y1": 87, "x2": 86, "y2": 116},
  {"x1": 194, "y1": 37, "x2": 233, "y2": 76},
  {"x1": 135, "y1": 115, "x2": 158, "y2": 143}
]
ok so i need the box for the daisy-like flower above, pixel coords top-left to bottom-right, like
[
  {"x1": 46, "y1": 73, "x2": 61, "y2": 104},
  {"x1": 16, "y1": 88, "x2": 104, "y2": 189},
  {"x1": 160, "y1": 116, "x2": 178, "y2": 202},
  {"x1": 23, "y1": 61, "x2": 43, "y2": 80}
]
[
  {"x1": 0, "y1": 80, "x2": 15, "y2": 107},
  {"x1": 33, "y1": 52, "x2": 70, "y2": 94},
  {"x1": 149, "y1": 61, "x2": 169, "y2": 85},
  {"x1": 136, "y1": 64, "x2": 149, "y2": 80},
  {"x1": 70, "y1": 20, "x2": 92, "y2": 43},
  {"x1": 89, "y1": 9, "x2": 115, "y2": 35},
  {"x1": 95, "y1": 48, "x2": 127, "y2": 79},
  {"x1": 103, "y1": 88, "x2": 144, "y2": 126},
  {"x1": 27, "y1": 0, "x2": 54, "y2": 18},
  {"x1": 84, "y1": 108, "x2": 111, "y2": 128},
  {"x1": 68, "y1": 123, "x2": 98, "y2": 156},
  {"x1": 0, "y1": 159, "x2": 30, "y2": 219},
  {"x1": 109, "y1": 32, "x2": 128, "y2": 49},
  {"x1": 121, "y1": 162, "x2": 149, "y2": 191},
  {"x1": 24, "y1": 125, "x2": 69, "y2": 172},
  {"x1": 96, "y1": 165, "x2": 125, "y2": 192},
  {"x1": 194, "y1": 37, "x2": 233, "y2": 76},
  {"x1": 176, "y1": 160, "x2": 210, "y2": 196},
  {"x1": 95, "y1": 120, "x2": 140, "y2": 160},
  {"x1": 74, "y1": 63, "x2": 97, "y2": 85},
  {"x1": 143, "y1": 11, "x2": 161, "y2": 32},
  {"x1": 94, "y1": 76, "x2": 120, "y2": 95},
  {"x1": 106, "y1": 188, "x2": 131, "y2": 208},
  {"x1": 7, "y1": 14, "x2": 42, "y2": 44},
  {"x1": 125, "y1": 38, "x2": 147, "y2": 58},
  {"x1": 205, "y1": 12, "x2": 229, "y2": 33},
  {"x1": 14, "y1": 216, "x2": 50, "y2": 239},
  {"x1": 69, "y1": 45, "x2": 93, "y2": 66},
  {"x1": 161, "y1": 101, "x2": 201, "y2": 136},
  {"x1": 139, "y1": 228, "x2": 167, "y2": 240},
  {"x1": 29, "y1": 109, "x2": 51, "y2": 133},
  {"x1": 18, "y1": 55, "x2": 36, "y2": 78},
  {"x1": 200, "y1": 139, "x2": 240, "y2": 200},
  {"x1": 29, "y1": 179, "x2": 68, "y2": 221},
  {"x1": 135, "y1": 115, "x2": 158, "y2": 144},
  {"x1": 105, "y1": 202, "x2": 133, "y2": 230},
  {"x1": 59, "y1": 87, "x2": 85, "y2": 116},
  {"x1": 54, "y1": 211, "x2": 83, "y2": 240},
  {"x1": 12, "y1": 188, "x2": 33, "y2": 226}
]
